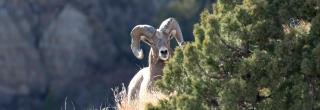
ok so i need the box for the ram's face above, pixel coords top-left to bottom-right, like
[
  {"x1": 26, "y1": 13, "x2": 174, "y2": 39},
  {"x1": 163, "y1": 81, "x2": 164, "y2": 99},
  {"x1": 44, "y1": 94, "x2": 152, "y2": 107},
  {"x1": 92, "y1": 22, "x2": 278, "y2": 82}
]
[
  {"x1": 154, "y1": 31, "x2": 172, "y2": 61},
  {"x1": 130, "y1": 18, "x2": 184, "y2": 61}
]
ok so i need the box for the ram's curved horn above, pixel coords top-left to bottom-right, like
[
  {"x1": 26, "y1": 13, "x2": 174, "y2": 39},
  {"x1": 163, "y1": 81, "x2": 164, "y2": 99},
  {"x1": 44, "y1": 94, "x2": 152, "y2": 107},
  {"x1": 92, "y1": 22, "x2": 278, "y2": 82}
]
[
  {"x1": 131, "y1": 25, "x2": 156, "y2": 59},
  {"x1": 159, "y1": 18, "x2": 184, "y2": 46}
]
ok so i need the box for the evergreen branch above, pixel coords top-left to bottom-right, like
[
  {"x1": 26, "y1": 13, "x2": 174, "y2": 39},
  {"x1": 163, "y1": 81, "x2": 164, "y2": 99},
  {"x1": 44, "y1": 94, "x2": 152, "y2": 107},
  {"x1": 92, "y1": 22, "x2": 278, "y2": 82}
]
[
  {"x1": 215, "y1": 32, "x2": 238, "y2": 51},
  {"x1": 216, "y1": 32, "x2": 251, "y2": 57}
]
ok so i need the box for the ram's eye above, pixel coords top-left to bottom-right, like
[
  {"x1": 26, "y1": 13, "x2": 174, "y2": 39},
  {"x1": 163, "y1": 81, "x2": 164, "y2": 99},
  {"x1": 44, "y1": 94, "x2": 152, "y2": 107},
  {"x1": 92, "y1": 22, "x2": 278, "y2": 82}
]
[
  {"x1": 167, "y1": 38, "x2": 171, "y2": 42},
  {"x1": 168, "y1": 35, "x2": 172, "y2": 39}
]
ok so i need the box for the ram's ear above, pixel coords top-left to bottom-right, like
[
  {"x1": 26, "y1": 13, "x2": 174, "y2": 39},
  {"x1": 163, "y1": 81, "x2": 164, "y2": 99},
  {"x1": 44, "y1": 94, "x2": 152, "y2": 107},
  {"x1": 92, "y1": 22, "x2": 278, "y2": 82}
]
[
  {"x1": 169, "y1": 30, "x2": 176, "y2": 40},
  {"x1": 141, "y1": 36, "x2": 154, "y2": 46},
  {"x1": 159, "y1": 18, "x2": 184, "y2": 46}
]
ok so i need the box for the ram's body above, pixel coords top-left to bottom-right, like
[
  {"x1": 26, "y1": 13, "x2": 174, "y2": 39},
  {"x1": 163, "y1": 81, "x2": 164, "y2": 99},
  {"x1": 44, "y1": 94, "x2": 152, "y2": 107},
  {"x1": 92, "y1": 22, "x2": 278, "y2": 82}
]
[
  {"x1": 127, "y1": 67, "x2": 147, "y2": 100},
  {"x1": 127, "y1": 18, "x2": 184, "y2": 101}
]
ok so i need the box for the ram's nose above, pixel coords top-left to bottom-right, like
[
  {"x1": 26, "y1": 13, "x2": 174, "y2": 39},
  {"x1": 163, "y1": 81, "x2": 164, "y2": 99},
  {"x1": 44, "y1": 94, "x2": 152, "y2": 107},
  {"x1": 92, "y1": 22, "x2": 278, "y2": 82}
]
[
  {"x1": 160, "y1": 49, "x2": 168, "y2": 55},
  {"x1": 159, "y1": 48, "x2": 169, "y2": 60}
]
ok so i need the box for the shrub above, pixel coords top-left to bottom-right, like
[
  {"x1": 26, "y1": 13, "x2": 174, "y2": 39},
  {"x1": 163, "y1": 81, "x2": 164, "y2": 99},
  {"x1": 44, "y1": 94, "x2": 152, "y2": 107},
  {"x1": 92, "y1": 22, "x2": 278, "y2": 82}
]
[{"x1": 148, "y1": 0, "x2": 320, "y2": 109}]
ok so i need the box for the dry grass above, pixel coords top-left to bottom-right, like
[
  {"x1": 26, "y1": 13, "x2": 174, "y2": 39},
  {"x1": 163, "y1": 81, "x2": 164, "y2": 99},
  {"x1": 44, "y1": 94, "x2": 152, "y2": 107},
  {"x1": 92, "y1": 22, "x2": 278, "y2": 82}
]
[
  {"x1": 282, "y1": 19, "x2": 311, "y2": 34},
  {"x1": 112, "y1": 84, "x2": 168, "y2": 110}
]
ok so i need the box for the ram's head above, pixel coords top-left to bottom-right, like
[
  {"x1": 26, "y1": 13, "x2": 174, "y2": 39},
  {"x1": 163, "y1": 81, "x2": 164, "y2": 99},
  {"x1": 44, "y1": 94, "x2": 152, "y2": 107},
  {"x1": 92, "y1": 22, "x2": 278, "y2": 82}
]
[{"x1": 130, "y1": 18, "x2": 184, "y2": 61}]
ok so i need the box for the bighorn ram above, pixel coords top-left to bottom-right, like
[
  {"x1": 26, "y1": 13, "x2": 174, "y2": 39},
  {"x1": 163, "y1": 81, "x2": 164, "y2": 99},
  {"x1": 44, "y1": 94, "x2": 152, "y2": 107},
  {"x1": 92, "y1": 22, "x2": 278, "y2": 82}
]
[{"x1": 127, "y1": 18, "x2": 184, "y2": 101}]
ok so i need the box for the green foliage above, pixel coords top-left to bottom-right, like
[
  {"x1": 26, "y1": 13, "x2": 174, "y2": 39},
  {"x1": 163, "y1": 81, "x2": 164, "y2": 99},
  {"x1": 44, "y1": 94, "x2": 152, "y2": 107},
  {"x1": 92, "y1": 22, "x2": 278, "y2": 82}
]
[{"x1": 147, "y1": 0, "x2": 320, "y2": 109}]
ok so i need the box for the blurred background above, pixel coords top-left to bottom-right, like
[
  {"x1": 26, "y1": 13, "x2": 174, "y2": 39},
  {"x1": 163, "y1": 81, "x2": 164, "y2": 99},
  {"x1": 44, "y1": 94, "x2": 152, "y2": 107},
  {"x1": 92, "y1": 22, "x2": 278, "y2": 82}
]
[{"x1": 0, "y1": 0, "x2": 214, "y2": 109}]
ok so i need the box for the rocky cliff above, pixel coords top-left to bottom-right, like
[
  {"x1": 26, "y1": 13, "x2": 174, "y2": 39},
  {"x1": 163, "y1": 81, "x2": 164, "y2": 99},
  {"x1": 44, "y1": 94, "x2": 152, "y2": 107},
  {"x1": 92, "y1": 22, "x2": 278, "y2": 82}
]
[{"x1": 0, "y1": 0, "x2": 214, "y2": 109}]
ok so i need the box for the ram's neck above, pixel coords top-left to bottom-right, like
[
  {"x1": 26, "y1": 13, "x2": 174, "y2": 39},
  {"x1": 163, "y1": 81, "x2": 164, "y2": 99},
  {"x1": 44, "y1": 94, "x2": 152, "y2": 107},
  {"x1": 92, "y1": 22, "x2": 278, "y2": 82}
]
[{"x1": 148, "y1": 48, "x2": 165, "y2": 82}]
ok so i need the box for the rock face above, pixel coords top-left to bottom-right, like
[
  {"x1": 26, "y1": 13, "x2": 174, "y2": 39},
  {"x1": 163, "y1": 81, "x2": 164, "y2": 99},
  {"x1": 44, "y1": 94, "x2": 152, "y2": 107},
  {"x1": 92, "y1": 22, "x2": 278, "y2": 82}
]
[
  {"x1": 0, "y1": 0, "x2": 157, "y2": 109},
  {"x1": 39, "y1": 6, "x2": 96, "y2": 106},
  {"x1": 40, "y1": 5, "x2": 94, "y2": 89},
  {"x1": 0, "y1": 9, "x2": 46, "y2": 110},
  {"x1": 0, "y1": 0, "x2": 213, "y2": 109}
]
